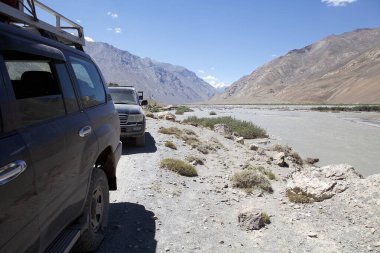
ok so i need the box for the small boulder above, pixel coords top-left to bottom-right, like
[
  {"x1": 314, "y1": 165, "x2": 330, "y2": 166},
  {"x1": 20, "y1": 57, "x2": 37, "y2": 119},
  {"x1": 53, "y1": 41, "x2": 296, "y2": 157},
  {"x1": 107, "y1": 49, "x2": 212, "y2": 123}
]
[
  {"x1": 273, "y1": 152, "x2": 288, "y2": 167},
  {"x1": 305, "y1": 157, "x2": 319, "y2": 165},
  {"x1": 249, "y1": 144, "x2": 259, "y2": 151},
  {"x1": 238, "y1": 209, "x2": 269, "y2": 230},
  {"x1": 235, "y1": 136, "x2": 244, "y2": 144}
]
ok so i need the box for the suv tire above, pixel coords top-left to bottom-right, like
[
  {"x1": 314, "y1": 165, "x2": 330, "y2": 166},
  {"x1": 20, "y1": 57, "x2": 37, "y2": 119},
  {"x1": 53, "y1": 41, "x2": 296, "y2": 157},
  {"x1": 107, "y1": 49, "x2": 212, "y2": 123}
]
[
  {"x1": 73, "y1": 168, "x2": 109, "y2": 252},
  {"x1": 136, "y1": 134, "x2": 145, "y2": 147}
]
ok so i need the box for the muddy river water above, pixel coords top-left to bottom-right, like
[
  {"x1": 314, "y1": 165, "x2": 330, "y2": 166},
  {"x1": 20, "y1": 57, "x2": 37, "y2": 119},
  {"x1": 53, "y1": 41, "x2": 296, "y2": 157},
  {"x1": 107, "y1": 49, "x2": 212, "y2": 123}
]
[{"x1": 185, "y1": 105, "x2": 380, "y2": 176}]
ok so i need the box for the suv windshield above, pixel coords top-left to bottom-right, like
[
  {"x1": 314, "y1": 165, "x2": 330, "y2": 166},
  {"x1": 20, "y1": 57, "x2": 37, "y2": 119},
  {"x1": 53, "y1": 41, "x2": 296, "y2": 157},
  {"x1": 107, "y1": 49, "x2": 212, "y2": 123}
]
[{"x1": 109, "y1": 89, "x2": 138, "y2": 105}]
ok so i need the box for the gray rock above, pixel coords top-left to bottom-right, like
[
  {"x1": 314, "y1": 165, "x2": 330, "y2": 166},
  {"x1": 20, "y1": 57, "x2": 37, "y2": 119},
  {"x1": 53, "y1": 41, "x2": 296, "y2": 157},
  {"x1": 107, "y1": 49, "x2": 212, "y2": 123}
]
[
  {"x1": 249, "y1": 144, "x2": 259, "y2": 151},
  {"x1": 286, "y1": 164, "x2": 363, "y2": 202},
  {"x1": 305, "y1": 157, "x2": 319, "y2": 165},
  {"x1": 273, "y1": 152, "x2": 288, "y2": 167},
  {"x1": 235, "y1": 136, "x2": 244, "y2": 144},
  {"x1": 238, "y1": 209, "x2": 267, "y2": 230}
]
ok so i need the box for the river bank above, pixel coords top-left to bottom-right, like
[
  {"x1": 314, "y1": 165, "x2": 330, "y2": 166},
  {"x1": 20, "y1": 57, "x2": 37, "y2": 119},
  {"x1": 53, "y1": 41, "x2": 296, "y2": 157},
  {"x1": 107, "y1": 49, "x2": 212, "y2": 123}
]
[
  {"x1": 176, "y1": 105, "x2": 380, "y2": 176},
  {"x1": 96, "y1": 111, "x2": 380, "y2": 253}
]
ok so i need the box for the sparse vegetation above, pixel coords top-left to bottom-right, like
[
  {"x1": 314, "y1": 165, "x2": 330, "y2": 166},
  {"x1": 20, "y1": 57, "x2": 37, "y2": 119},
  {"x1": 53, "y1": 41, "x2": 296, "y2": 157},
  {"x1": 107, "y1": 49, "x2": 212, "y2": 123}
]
[
  {"x1": 165, "y1": 141, "x2": 177, "y2": 150},
  {"x1": 286, "y1": 190, "x2": 314, "y2": 203},
  {"x1": 310, "y1": 105, "x2": 380, "y2": 112},
  {"x1": 146, "y1": 101, "x2": 165, "y2": 113},
  {"x1": 209, "y1": 111, "x2": 217, "y2": 115},
  {"x1": 175, "y1": 105, "x2": 194, "y2": 115},
  {"x1": 183, "y1": 116, "x2": 267, "y2": 139},
  {"x1": 243, "y1": 165, "x2": 276, "y2": 180},
  {"x1": 261, "y1": 212, "x2": 271, "y2": 224},
  {"x1": 160, "y1": 158, "x2": 198, "y2": 177},
  {"x1": 158, "y1": 127, "x2": 182, "y2": 137},
  {"x1": 231, "y1": 169, "x2": 273, "y2": 193},
  {"x1": 145, "y1": 112, "x2": 154, "y2": 118}
]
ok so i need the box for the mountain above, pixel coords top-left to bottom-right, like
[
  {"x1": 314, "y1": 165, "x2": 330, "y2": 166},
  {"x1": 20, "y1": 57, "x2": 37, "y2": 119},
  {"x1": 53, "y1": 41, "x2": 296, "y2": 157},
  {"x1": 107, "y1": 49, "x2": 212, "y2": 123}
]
[
  {"x1": 84, "y1": 42, "x2": 216, "y2": 104},
  {"x1": 213, "y1": 27, "x2": 380, "y2": 104}
]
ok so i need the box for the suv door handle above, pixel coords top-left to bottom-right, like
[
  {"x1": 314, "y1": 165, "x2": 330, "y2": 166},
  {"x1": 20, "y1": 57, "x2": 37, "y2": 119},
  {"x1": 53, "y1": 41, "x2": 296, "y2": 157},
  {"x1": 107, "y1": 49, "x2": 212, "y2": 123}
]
[
  {"x1": 79, "y1": 126, "x2": 92, "y2": 137},
  {"x1": 0, "y1": 160, "x2": 27, "y2": 185}
]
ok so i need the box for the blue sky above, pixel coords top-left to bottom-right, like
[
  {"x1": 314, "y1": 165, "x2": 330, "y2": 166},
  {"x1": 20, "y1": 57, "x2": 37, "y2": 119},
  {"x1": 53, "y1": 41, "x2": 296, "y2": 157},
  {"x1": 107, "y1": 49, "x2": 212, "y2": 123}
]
[{"x1": 40, "y1": 0, "x2": 380, "y2": 88}]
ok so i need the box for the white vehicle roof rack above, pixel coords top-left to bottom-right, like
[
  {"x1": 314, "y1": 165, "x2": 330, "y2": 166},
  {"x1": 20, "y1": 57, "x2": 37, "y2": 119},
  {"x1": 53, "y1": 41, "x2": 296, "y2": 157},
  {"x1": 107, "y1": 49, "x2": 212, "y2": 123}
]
[{"x1": 0, "y1": 0, "x2": 85, "y2": 50}]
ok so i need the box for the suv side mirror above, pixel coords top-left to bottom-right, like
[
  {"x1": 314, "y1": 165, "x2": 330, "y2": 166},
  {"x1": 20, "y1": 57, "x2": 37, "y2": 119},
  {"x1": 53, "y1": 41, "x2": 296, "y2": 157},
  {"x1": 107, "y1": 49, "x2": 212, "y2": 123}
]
[{"x1": 140, "y1": 100, "x2": 148, "y2": 106}]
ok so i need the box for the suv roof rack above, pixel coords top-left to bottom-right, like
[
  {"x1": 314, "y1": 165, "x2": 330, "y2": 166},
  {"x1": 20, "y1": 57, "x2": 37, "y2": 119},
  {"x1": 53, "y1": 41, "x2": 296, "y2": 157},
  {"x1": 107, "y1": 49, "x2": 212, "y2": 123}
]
[{"x1": 0, "y1": 0, "x2": 85, "y2": 50}]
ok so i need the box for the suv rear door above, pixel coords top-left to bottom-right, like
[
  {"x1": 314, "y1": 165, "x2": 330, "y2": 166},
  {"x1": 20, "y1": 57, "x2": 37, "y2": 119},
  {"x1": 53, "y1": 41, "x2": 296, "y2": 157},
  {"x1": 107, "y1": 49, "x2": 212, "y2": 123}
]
[{"x1": 0, "y1": 55, "x2": 39, "y2": 253}]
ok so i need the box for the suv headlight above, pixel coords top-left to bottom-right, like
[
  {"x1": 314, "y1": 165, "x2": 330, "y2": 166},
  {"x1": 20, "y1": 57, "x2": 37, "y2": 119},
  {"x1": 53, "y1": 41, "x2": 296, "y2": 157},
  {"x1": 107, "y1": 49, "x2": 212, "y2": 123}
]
[{"x1": 128, "y1": 114, "x2": 144, "y2": 123}]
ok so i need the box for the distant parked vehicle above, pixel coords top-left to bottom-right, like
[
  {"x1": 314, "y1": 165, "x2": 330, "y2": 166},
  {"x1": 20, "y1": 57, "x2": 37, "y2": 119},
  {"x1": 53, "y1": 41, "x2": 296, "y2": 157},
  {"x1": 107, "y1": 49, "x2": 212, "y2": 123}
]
[{"x1": 109, "y1": 86, "x2": 148, "y2": 146}]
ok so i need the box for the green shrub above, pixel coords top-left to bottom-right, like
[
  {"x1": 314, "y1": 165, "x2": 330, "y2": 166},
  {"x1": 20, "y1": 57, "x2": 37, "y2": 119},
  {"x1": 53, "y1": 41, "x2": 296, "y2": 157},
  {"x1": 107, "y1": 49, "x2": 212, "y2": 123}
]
[
  {"x1": 310, "y1": 105, "x2": 380, "y2": 112},
  {"x1": 160, "y1": 158, "x2": 198, "y2": 177},
  {"x1": 165, "y1": 141, "x2": 177, "y2": 150},
  {"x1": 183, "y1": 116, "x2": 267, "y2": 139},
  {"x1": 175, "y1": 105, "x2": 194, "y2": 115},
  {"x1": 231, "y1": 169, "x2": 273, "y2": 193}
]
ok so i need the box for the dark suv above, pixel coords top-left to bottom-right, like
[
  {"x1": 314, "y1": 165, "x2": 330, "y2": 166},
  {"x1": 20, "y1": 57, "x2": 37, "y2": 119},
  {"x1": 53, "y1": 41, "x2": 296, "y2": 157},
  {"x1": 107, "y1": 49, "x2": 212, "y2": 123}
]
[
  {"x1": 109, "y1": 86, "x2": 148, "y2": 146},
  {"x1": 0, "y1": 2, "x2": 121, "y2": 252}
]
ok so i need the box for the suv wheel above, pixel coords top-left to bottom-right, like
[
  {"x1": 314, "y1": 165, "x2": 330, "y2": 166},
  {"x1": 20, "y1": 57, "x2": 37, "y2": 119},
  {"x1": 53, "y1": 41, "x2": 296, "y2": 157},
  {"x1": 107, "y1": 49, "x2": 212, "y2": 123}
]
[
  {"x1": 73, "y1": 168, "x2": 109, "y2": 252},
  {"x1": 135, "y1": 134, "x2": 145, "y2": 147}
]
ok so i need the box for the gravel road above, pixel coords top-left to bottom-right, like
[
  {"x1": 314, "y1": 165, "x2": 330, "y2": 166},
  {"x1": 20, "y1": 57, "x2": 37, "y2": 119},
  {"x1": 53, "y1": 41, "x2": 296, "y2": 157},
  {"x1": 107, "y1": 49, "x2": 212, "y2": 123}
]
[{"x1": 95, "y1": 116, "x2": 380, "y2": 253}]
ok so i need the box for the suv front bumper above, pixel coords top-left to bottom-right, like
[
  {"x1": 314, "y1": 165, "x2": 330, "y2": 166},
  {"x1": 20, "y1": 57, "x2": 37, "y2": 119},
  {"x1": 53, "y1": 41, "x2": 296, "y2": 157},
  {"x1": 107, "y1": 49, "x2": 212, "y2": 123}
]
[{"x1": 120, "y1": 122, "x2": 145, "y2": 138}]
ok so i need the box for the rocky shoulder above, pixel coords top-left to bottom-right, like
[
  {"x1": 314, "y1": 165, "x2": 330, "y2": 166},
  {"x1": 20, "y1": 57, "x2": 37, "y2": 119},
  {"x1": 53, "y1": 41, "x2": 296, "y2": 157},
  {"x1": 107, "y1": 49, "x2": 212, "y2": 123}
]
[{"x1": 99, "y1": 111, "x2": 380, "y2": 253}]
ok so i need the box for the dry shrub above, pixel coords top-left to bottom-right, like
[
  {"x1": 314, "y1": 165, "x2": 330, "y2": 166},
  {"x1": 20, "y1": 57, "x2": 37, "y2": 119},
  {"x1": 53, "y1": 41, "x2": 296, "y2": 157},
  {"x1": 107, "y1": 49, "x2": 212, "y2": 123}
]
[
  {"x1": 160, "y1": 158, "x2": 198, "y2": 177},
  {"x1": 158, "y1": 127, "x2": 182, "y2": 137},
  {"x1": 165, "y1": 141, "x2": 177, "y2": 150},
  {"x1": 231, "y1": 169, "x2": 273, "y2": 193}
]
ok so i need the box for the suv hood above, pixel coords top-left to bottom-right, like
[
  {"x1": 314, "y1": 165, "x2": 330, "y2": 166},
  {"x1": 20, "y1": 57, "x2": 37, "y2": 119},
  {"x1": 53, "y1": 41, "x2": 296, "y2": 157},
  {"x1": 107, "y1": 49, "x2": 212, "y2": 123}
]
[{"x1": 114, "y1": 104, "x2": 143, "y2": 114}]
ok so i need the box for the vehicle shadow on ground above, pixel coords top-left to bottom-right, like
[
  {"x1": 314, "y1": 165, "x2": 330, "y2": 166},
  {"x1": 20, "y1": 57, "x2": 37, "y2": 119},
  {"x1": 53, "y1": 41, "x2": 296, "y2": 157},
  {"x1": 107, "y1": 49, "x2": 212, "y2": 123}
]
[
  {"x1": 95, "y1": 202, "x2": 157, "y2": 253},
  {"x1": 122, "y1": 132, "x2": 157, "y2": 155}
]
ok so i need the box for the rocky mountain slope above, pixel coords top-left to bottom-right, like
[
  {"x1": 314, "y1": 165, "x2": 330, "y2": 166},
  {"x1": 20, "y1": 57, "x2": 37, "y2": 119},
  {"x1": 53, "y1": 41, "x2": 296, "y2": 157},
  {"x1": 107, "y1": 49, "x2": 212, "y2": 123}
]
[
  {"x1": 213, "y1": 27, "x2": 380, "y2": 104},
  {"x1": 85, "y1": 42, "x2": 216, "y2": 104}
]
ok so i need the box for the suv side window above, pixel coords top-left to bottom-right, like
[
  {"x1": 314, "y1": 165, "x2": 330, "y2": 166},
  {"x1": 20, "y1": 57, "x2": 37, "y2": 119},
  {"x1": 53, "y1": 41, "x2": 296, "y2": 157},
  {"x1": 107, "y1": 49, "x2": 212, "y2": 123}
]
[
  {"x1": 4, "y1": 53, "x2": 65, "y2": 127},
  {"x1": 69, "y1": 56, "x2": 106, "y2": 108}
]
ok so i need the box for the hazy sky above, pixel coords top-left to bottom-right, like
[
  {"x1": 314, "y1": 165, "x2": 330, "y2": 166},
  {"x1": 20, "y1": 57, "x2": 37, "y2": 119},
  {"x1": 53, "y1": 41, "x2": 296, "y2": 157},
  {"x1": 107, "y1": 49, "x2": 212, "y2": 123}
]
[{"x1": 40, "y1": 0, "x2": 380, "y2": 87}]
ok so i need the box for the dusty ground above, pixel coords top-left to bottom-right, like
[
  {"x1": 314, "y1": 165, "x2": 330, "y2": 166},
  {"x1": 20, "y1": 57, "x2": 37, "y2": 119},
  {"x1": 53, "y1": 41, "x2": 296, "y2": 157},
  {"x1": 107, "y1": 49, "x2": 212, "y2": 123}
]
[{"x1": 96, "y1": 115, "x2": 380, "y2": 253}]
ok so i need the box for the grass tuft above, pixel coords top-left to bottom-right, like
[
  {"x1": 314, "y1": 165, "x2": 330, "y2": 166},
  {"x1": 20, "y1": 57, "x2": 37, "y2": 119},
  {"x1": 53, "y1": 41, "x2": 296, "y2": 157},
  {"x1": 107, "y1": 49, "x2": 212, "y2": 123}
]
[
  {"x1": 160, "y1": 158, "x2": 198, "y2": 177},
  {"x1": 165, "y1": 141, "x2": 177, "y2": 150},
  {"x1": 231, "y1": 169, "x2": 273, "y2": 193},
  {"x1": 183, "y1": 116, "x2": 267, "y2": 139},
  {"x1": 158, "y1": 127, "x2": 182, "y2": 137},
  {"x1": 286, "y1": 188, "x2": 315, "y2": 203},
  {"x1": 261, "y1": 212, "x2": 271, "y2": 224}
]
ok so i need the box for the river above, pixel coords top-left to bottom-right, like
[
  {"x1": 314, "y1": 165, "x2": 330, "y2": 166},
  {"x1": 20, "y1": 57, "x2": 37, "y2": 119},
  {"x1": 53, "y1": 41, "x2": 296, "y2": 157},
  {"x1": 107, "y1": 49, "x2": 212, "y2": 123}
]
[{"x1": 182, "y1": 105, "x2": 380, "y2": 176}]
